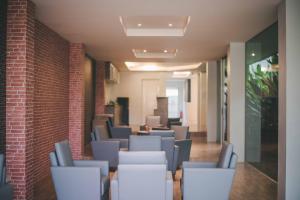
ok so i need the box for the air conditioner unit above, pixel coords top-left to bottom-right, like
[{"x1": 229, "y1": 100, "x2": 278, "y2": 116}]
[{"x1": 105, "y1": 62, "x2": 120, "y2": 83}]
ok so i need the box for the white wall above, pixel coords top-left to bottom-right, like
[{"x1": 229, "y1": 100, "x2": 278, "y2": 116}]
[
  {"x1": 108, "y1": 71, "x2": 170, "y2": 127},
  {"x1": 279, "y1": 1, "x2": 300, "y2": 199},
  {"x1": 186, "y1": 73, "x2": 199, "y2": 132},
  {"x1": 198, "y1": 71, "x2": 207, "y2": 132},
  {"x1": 206, "y1": 61, "x2": 218, "y2": 142},
  {"x1": 107, "y1": 71, "x2": 200, "y2": 131},
  {"x1": 227, "y1": 42, "x2": 245, "y2": 162}
]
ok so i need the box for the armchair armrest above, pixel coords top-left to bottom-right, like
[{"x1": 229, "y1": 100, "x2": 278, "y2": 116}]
[
  {"x1": 166, "y1": 171, "x2": 173, "y2": 200},
  {"x1": 183, "y1": 161, "x2": 217, "y2": 168},
  {"x1": 111, "y1": 172, "x2": 119, "y2": 200},
  {"x1": 73, "y1": 160, "x2": 109, "y2": 176},
  {"x1": 172, "y1": 145, "x2": 179, "y2": 174},
  {"x1": 107, "y1": 138, "x2": 128, "y2": 149},
  {"x1": 50, "y1": 167, "x2": 102, "y2": 200}
]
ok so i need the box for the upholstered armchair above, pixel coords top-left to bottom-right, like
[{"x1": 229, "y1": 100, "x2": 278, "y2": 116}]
[
  {"x1": 93, "y1": 125, "x2": 129, "y2": 149},
  {"x1": 106, "y1": 120, "x2": 132, "y2": 139},
  {"x1": 91, "y1": 126, "x2": 128, "y2": 168},
  {"x1": 129, "y1": 135, "x2": 179, "y2": 175},
  {"x1": 181, "y1": 143, "x2": 238, "y2": 200},
  {"x1": 111, "y1": 151, "x2": 173, "y2": 200},
  {"x1": 0, "y1": 154, "x2": 13, "y2": 200},
  {"x1": 49, "y1": 140, "x2": 110, "y2": 200}
]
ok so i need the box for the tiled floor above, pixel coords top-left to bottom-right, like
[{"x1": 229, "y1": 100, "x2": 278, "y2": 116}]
[{"x1": 34, "y1": 135, "x2": 277, "y2": 200}]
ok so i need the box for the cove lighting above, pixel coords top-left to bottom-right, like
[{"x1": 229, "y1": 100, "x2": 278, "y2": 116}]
[
  {"x1": 125, "y1": 62, "x2": 202, "y2": 72},
  {"x1": 172, "y1": 71, "x2": 191, "y2": 78}
]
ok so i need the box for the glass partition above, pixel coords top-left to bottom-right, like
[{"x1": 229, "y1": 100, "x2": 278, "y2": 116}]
[{"x1": 245, "y1": 23, "x2": 278, "y2": 181}]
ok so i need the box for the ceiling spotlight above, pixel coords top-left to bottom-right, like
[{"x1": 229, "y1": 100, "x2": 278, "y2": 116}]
[
  {"x1": 164, "y1": 50, "x2": 168, "y2": 53},
  {"x1": 168, "y1": 23, "x2": 173, "y2": 27},
  {"x1": 251, "y1": 52, "x2": 256, "y2": 57},
  {"x1": 143, "y1": 50, "x2": 147, "y2": 53},
  {"x1": 137, "y1": 23, "x2": 142, "y2": 27}
]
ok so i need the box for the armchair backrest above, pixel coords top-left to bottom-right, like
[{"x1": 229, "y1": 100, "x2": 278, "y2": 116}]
[
  {"x1": 118, "y1": 151, "x2": 168, "y2": 200},
  {"x1": 118, "y1": 164, "x2": 167, "y2": 200},
  {"x1": 171, "y1": 125, "x2": 189, "y2": 140},
  {"x1": 0, "y1": 154, "x2": 4, "y2": 185},
  {"x1": 93, "y1": 125, "x2": 109, "y2": 141},
  {"x1": 54, "y1": 140, "x2": 74, "y2": 166},
  {"x1": 217, "y1": 143, "x2": 234, "y2": 168},
  {"x1": 146, "y1": 115, "x2": 161, "y2": 127},
  {"x1": 119, "y1": 151, "x2": 167, "y2": 165},
  {"x1": 129, "y1": 135, "x2": 162, "y2": 151},
  {"x1": 149, "y1": 130, "x2": 175, "y2": 137}
]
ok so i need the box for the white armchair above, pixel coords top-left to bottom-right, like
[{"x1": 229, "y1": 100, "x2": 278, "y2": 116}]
[
  {"x1": 181, "y1": 143, "x2": 238, "y2": 200},
  {"x1": 111, "y1": 151, "x2": 173, "y2": 200}
]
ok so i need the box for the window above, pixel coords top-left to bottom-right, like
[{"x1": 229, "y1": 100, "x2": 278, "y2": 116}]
[{"x1": 166, "y1": 88, "x2": 179, "y2": 118}]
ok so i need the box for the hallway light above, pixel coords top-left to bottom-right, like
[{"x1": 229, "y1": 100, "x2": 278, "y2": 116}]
[
  {"x1": 164, "y1": 50, "x2": 168, "y2": 53},
  {"x1": 168, "y1": 23, "x2": 173, "y2": 27},
  {"x1": 137, "y1": 23, "x2": 142, "y2": 27},
  {"x1": 251, "y1": 52, "x2": 256, "y2": 57}
]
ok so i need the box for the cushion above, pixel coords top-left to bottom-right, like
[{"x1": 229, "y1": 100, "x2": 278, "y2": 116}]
[
  {"x1": 94, "y1": 126, "x2": 110, "y2": 140},
  {"x1": 217, "y1": 143, "x2": 233, "y2": 168},
  {"x1": 171, "y1": 125, "x2": 189, "y2": 140},
  {"x1": 129, "y1": 135, "x2": 162, "y2": 151},
  {"x1": 101, "y1": 175, "x2": 110, "y2": 195},
  {"x1": 229, "y1": 153, "x2": 238, "y2": 169},
  {"x1": 54, "y1": 140, "x2": 74, "y2": 166},
  {"x1": 146, "y1": 116, "x2": 161, "y2": 127},
  {"x1": 119, "y1": 151, "x2": 166, "y2": 165}
]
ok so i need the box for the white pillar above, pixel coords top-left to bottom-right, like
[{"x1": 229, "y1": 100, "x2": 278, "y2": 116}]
[
  {"x1": 278, "y1": 1, "x2": 300, "y2": 199},
  {"x1": 206, "y1": 61, "x2": 218, "y2": 142},
  {"x1": 227, "y1": 43, "x2": 245, "y2": 162}
]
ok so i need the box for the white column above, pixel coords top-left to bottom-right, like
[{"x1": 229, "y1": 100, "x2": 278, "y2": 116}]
[
  {"x1": 227, "y1": 43, "x2": 245, "y2": 162},
  {"x1": 278, "y1": 1, "x2": 300, "y2": 199},
  {"x1": 206, "y1": 61, "x2": 218, "y2": 142}
]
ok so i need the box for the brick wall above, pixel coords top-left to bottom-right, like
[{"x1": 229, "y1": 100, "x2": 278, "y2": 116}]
[
  {"x1": 0, "y1": 0, "x2": 7, "y2": 154},
  {"x1": 33, "y1": 21, "x2": 70, "y2": 185},
  {"x1": 69, "y1": 43, "x2": 85, "y2": 159},
  {"x1": 95, "y1": 62, "x2": 105, "y2": 115},
  {"x1": 6, "y1": 0, "x2": 35, "y2": 199}
]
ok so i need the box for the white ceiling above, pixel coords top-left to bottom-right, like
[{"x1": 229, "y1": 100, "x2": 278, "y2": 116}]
[{"x1": 32, "y1": 0, "x2": 280, "y2": 71}]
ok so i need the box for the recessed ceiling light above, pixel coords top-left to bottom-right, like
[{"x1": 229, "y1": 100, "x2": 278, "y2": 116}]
[
  {"x1": 164, "y1": 50, "x2": 168, "y2": 53},
  {"x1": 251, "y1": 52, "x2": 256, "y2": 57},
  {"x1": 143, "y1": 50, "x2": 147, "y2": 53},
  {"x1": 168, "y1": 23, "x2": 173, "y2": 27},
  {"x1": 137, "y1": 23, "x2": 142, "y2": 27}
]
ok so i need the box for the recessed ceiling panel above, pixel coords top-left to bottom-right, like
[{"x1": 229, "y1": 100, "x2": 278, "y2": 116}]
[
  {"x1": 125, "y1": 62, "x2": 201, "y2": 71},
  {"x1": 120, "y1": 16, "x2": 190, "y2": 36},
  {"x1": 132, "y1": 48, "x2": 178, "y2": 58}
]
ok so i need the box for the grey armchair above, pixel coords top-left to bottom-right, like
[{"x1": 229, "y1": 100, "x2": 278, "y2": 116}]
[
  {"x1": 49, "y1": 140, "x2": 110, "y2": 200},
  {"x1": 129, "y1": 135, "x2": 179, "y2": 175},
  {"x1": 106, "y1": 120, "x2": 132, "y2": 139},
  {"x1": 93, "y1": 125, "x2": 129, "y2": 148},
  {"x1": 175, "y1": 139, "x2": 192, "y2": 168},
  {"x1": 91, "y1": 126, "x2": 128, "y2": 168},
  {"x1": 181, "y1": 143, "x2": 238, "y2": 200},
  {"x1": 0, "y1": 154, "x2": 13, "y2": 200},
  {"x1": 111, "y1": 151, "x2": 173, "y2": 200}
]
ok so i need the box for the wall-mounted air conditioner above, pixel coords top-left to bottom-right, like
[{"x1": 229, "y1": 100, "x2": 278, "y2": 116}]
[{"x1": 105, "y1": 62, "x2": 120, "y2": 83}]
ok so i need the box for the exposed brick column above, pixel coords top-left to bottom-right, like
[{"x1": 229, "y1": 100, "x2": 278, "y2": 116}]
[
  {"x1": 95, "y1": 62, "x2": 105, "y2": 115},
  {"x1": 69, "y1": 43, "x2": 85, "y2": 159},
  {"x1": 6, "y1": 0, "x2": 35, "y2": 199}
]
